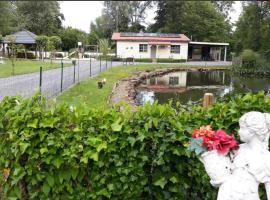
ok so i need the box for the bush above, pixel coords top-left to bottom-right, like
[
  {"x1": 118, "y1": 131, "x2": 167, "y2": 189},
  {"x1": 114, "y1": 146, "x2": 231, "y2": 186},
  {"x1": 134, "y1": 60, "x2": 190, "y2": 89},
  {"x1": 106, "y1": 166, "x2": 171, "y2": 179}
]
[
  {"x1": 134, "y1": 58, "x2": 152, "y2": 62},
  {"x1": 0, "y1": 92, "x2": 270, "y2": 199},
  {"x1": 52, "y1": 52, "x2": 64, "y2": 58},
  {"x1": 240, "y1": 49, "x2": 260, "y2": 69},
  {"x1": 83, "y1": 54, "x2": 89, "y2": 58},
  {"x1": 157, "y1": 58, "x2": 187, "y2": 63},
  {"x1": 16, "y1": 52, "x2": 36, "y2": 59}
]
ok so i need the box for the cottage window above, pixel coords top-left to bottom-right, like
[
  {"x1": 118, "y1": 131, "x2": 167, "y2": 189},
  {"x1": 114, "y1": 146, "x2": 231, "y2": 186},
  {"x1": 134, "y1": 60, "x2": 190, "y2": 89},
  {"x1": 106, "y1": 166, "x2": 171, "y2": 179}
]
[
  {"x1": 169, "y1": 77, "x2": 179, "y2": 85},
  {"x1": 139, "y1": 44, "x2": 148, "y2": 52},
  {"x1": 170, "y1": 45, "x2": 180, "y2": 54}
]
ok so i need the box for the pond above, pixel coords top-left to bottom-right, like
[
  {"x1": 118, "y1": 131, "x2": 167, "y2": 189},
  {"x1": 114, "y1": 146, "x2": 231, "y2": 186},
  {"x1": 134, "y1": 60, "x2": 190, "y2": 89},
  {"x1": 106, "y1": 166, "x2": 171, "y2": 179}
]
[{"x1": 136, "y1": 70, "x2": 270, "y2": 105}]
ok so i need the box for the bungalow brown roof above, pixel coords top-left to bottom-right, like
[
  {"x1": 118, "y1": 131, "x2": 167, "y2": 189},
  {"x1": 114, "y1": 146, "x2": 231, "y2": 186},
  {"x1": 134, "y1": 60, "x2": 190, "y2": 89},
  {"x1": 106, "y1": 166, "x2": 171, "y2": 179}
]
[{"x1": 112, "y1": 32, "x2": 190, "y2": 42}]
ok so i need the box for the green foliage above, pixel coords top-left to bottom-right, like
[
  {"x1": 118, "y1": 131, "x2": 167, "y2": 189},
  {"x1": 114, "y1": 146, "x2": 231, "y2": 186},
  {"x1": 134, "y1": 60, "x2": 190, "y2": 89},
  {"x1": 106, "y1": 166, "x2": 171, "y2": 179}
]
[
  {"x1": 60, "y1": 27, "x2": 88, "y2": 51},
  {"x1": 36, "y1": 35, "x2": 48, "y2": 60},
  {"x1": 157, "y1": 58, "x2": 187, "y2": 63},
  {"x1": 15, "y1": 1, "x2": 64, "y2": 35},
  {"x1": 149, "y1": 1, "x2": 230, "y2": 42},
  {"x1": 134, "y1": 58, "x2": 153, "y2": 62},
  {"x1": 98, "y1": 39, "x2": 110, "y2": 56},
  {"x1": 1, "y1": 92, "x2": 270, "y2": 199},
  {"x1": 48, "y1": 36, "x2": 62, "y2": 51},
  {"x1": 232, "y1": 49, "x2": 270, "y2": 75},
  {"x1": 233, "y1": 2, "x2": 270, "y2": 59},
  {"x1": 0, "y1": 2, "x2": 17, "y2": 35},
  {"x1": 88, "y1": 31, "x2": 99, "y2": 45}
]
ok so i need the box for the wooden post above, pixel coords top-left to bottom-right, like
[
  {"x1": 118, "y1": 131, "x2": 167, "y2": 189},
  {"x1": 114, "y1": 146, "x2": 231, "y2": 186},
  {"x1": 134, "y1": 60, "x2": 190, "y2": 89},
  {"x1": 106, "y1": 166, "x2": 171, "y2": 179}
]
[{"x1": 203, "y1": 93, "x2": 214, "y2": 109}]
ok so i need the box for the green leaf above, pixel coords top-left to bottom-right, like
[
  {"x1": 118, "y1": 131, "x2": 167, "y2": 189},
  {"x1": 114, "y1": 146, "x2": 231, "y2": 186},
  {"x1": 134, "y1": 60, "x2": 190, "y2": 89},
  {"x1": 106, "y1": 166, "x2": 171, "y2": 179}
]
[
  {"x1": 153, "y1": 177, "x2": 167, "y2": 189},
  {"x1": 127, "y1": 136, "x2": 136, "y2": 147},
  {"x1": 52, "y1": 157, "x2": 63, "y2": 169},
  {"x1": 19, "y1": 142, "x2": 30, "y2": 154},
  {"x1": 70, "y1": 168, "x2": 79, "y2": 180},
  {"x1": 111, "y1": 118, "x2": 122, "y2": 131},
  {"x1": 152, "y1": 118, "x2": 158, "y2": 128},
  {"x1": 27, "y1": 118, "x2": 39, "y2": 128},
  {"x1": 42, "y1": 182, "x2": 50, "y2": 195},
  {"x1": 169, "y1": 176, "x2": 179, "y2": 183},
  {"x1": 90, "y1": 152, "x2": 99, "y2": 161},
  {"x1": 97, "y1": 142, "x2": 107, "y2": 152},
  {"x1": 40, "y1": 147, "x2": 48, "y2": 155},
  {"x1": 46, "y1": 175, "x2": 54, "y2": 187}
]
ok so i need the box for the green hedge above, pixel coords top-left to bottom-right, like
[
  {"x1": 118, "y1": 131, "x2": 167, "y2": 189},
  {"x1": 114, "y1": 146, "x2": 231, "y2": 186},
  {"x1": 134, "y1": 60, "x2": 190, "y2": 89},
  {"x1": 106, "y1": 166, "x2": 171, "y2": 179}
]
[
  {"x1": 1, "y1": 92, "x2": 270, "y2": 199},
  {"x1": 134, "y1": 58, "x2": 152, "y2": 62},
  {"x1": 157, "y1": 58, "x2": 187, "y2": 63}
]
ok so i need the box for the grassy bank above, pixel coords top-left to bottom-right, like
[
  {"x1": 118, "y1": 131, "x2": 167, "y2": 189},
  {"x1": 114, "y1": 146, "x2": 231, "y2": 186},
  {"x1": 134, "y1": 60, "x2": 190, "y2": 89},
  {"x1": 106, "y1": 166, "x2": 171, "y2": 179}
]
[
  {"x1": 56, "y1": 64, "x2": 230, "y2": 109},
  {"x1": 0, "y1": 59, "x2": 71, "y2": 78}
]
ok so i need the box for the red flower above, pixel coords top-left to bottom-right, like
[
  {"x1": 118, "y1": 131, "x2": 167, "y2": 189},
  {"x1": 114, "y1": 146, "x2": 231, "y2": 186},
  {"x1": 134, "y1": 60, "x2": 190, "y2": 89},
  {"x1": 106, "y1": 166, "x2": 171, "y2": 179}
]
[
  {"x1": 192, "y1": 125, "x2": 215, "y2": 138},
  {"x1": 191, "y1": 126, "x2": 239, "y2": 155},
  {"x1": 202, "y1": 129, "x2": 238, "y2": 154}
]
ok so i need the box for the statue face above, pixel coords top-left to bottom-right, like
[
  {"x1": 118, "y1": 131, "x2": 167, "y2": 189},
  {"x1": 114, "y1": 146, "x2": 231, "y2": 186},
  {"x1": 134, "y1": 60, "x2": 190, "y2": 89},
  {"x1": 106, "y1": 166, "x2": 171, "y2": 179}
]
[{"x1": 239, "y1": 125, "x2": 253, "y2": 143}]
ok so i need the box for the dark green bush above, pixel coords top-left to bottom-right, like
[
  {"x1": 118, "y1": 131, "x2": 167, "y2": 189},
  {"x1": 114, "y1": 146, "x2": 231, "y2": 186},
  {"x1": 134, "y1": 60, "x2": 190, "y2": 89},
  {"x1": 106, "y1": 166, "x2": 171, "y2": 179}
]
[
  {"x1": 134, "y1": 58, "x2": 152, "y2": 62},
  {"x1": 157, "y1": 58, "x2": 186, "y2": 63},
  {"x1": 16, "y1": 52, "x2": 36, "y2": 59},
  {"x1": 232, "y1": 49, "x2": 270, "y2": 76},
  {"x1": 0, "y1": 92, "x2": 270, "y2": 199}
]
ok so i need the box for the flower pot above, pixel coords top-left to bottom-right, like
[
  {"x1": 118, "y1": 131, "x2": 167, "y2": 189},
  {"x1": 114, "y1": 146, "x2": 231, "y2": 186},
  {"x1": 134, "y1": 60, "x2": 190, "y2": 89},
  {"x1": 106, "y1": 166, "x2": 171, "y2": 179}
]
[{"x1": 200, "y1": 150, "x2": 232, "y2": 187}]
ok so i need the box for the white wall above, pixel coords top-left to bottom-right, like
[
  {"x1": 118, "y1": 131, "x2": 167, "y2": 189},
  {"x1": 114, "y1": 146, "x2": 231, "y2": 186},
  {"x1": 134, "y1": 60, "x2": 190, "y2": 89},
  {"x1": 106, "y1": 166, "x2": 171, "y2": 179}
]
[{"x1": 116, "y1": 41, "x2": 188, "y2": 60}]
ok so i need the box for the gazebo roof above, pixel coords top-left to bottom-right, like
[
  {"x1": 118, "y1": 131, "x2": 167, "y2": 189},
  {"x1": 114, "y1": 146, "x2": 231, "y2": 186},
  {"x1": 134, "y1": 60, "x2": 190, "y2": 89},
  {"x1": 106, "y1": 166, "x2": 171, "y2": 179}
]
[{"x1": 3, "y1": 30, "x2": 37, "y2": 44}]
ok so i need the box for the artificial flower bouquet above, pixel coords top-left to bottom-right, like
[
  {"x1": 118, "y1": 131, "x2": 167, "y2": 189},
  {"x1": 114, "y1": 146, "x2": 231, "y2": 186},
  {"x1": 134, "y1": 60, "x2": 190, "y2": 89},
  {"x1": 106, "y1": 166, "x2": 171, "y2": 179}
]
[
  {"x1": 188, "y1": 125, "x2": 239, "y2": 185},
  {"x1": 188, "y1": 125, "x2": 239, "y2": 156}
]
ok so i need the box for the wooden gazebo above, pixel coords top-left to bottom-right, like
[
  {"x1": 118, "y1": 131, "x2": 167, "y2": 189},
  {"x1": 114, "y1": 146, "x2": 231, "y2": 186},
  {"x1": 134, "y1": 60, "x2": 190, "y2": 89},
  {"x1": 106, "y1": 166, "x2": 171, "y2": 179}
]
[{"x1": 2, "y1": 30, "x2": 37, "y2": 58}]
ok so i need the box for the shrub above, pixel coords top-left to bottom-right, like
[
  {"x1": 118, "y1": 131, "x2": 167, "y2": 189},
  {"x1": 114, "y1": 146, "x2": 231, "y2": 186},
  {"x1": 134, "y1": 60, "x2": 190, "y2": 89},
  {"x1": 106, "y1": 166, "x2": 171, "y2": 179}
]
[
  {"x1": 134, "y1": 58, "x2": 152, "y2": 62},
  {"x1": 157, "y1": 58, "x2": 186, "y2": 63},
  {"x1": 0, "y1": 92, "x2": 270, "y2": 199},
  {"x1": 52, "y1": 52, "x2": 64, "y2": 58},
  {"x1": 16, "y1": 52, "x2": 36, "y2": 59}
]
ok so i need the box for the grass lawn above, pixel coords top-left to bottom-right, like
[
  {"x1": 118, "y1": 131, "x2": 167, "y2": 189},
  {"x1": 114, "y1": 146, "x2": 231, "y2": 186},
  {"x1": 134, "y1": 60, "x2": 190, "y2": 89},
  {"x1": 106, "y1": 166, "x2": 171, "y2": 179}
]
[
  {"x1": 0, "y1": 59, "x2": 71, "y2": 78},
  {"x1": 56, "y1": 64, "x2": 230, "y2": 109}
]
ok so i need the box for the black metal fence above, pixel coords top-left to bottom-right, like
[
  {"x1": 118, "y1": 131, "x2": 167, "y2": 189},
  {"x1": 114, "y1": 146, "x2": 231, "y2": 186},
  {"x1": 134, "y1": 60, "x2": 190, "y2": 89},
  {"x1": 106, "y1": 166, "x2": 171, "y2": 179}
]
[{"x1": 0, "y1": 58, "x2": 123, "y2": 101}]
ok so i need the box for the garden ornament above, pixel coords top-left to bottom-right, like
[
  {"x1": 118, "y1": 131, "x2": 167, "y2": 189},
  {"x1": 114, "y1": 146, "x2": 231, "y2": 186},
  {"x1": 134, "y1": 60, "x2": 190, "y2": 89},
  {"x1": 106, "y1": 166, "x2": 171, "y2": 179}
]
[{"x1": 200, "y1": 111, "x2": 270, "y2": 200}]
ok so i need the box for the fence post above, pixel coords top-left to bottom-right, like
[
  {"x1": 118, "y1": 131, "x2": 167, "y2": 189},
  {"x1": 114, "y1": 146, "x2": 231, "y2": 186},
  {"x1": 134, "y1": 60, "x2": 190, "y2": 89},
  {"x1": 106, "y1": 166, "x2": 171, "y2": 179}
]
[
  {"x1": 39, "y1": 66, "x2": 42, "y2": 93},
  {"x1": 60, "y1": 59, "x2": 64, "y2": 92},
  {"x1": 73, "y1": 60, "x2": 76, "y2": 83},
  {"x1": 203, "y1": 93, "x2": 214, "y2": 109},
  {"x1": 111, "y1": 57, "x2": 112, "y2": 68},
  {"x1": 90, "y1": 57, "x2": 92, "y2": 76},
  {"x1": 77, "y1": 58, "x2": 80, "y2": 83},
  {"x1": 100, "y1": 58, "x2": 101, "y2": 72}
]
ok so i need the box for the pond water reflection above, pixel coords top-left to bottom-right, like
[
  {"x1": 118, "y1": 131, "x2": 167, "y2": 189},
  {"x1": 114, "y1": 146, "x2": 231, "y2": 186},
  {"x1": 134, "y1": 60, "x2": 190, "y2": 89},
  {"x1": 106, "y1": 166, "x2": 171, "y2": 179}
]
[{"x1": 136, "y1": 70, "x2": 270, "y2": 105}]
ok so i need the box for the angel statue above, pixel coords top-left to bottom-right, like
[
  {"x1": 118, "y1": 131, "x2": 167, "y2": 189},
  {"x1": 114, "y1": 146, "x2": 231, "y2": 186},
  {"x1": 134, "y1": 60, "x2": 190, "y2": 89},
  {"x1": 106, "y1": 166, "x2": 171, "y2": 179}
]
[{"x1": 200, "y1": 111, "x2": 270, "y2": 200}]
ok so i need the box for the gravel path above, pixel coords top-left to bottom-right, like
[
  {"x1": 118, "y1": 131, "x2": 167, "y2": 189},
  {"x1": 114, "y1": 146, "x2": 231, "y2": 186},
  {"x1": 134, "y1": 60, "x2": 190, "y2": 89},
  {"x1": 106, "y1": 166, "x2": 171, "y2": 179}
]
[{"x1": 0, "y1": 60, "x2": 122, "y2": 101}]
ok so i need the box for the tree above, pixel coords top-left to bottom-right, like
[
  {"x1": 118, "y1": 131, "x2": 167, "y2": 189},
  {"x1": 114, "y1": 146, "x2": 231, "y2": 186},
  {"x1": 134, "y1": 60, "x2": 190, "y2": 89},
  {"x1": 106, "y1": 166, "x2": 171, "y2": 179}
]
[
  {"x1": 36, "y1": 35, "x2": 48, "y2": 61},
  {"x1": 90, "y1": 1, "x2": 152, "y2": 41},
  {"x1": 6, "y1": 35, "x2": 17, "y2": 75},
  {"x1": 90, "y1": 15, "x2": 112, "y2": 39},
  {"x1": 60, "y1": 27, "x2": 88, "y2": 51},
  {"x1": 16, "y1": 1, "x2": 64, "y2": 35},
  {"x1": 0, "y1": 2, "x2": 17, "y2": 35},
  {"x1": 88, "y1": 31, "x2": 99, "y2": 45},
  {"x1": 150, "y1": 1, "x2": 230, "y2": 42},
  {"x1": 233, "y1": 1, "x2": 270, "y2": 58},
  {"x1": 48, "y1": 36, "x2": 62, "y2": 62},
  {"x1": 98, "y1": 39, "x2": 110, "y2": 56},
  {"x1": 212, "y1": 1, "x2": 235, "y2": 20}
]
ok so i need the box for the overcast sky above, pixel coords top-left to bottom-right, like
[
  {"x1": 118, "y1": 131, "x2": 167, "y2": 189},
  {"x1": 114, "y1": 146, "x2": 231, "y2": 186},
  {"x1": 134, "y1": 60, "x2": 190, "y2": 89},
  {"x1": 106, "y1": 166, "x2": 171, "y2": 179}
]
[{"x1": 60, "y1": 1, "x2": 242, "y2": 33}]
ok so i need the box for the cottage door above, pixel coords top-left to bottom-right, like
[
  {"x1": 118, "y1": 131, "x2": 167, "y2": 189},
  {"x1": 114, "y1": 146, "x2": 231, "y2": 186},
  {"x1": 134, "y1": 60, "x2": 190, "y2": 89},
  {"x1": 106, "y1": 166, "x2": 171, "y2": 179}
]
[{"x1": 151, "y1": 45, "x2": 157, "y2": 59}]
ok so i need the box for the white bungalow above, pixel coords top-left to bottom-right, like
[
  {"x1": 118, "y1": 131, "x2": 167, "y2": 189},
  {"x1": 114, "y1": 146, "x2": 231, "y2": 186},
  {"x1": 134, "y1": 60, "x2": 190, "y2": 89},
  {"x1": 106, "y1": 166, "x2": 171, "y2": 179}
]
[{"x1": 111, "y1": 32, "x2": 229, "y2": 61}]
